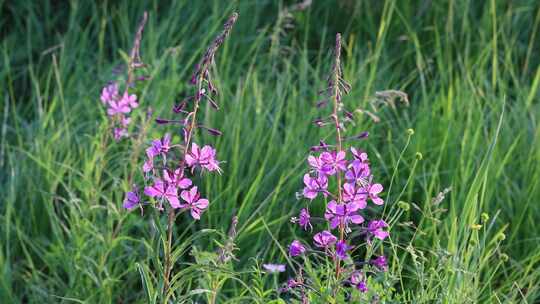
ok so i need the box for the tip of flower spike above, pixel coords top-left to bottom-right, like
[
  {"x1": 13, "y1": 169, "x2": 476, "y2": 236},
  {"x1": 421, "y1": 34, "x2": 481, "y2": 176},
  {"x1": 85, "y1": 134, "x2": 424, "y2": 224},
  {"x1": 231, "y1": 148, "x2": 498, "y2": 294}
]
[{"x1": 228, "y1": 12, "x2": 239, "y2": 24}]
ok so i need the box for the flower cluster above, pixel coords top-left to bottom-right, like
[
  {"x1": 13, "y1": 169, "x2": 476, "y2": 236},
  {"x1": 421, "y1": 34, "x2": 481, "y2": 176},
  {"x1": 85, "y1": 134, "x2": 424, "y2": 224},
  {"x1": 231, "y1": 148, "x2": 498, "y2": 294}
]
[
  {"x1": 123, "y1": 132, "x2": 220, "y2": 220},
  {"x1": 288, "y1": 148, "x2": 389, "y2": 284},
  {"x1": 101, "y1": 84, "x2": 139, "y2": 140},
  {"x1": 100, "y1": 12, "x2": 148, "y2": 140},
  {"x1": 281, "y1": 33, "x2": 390, "y2": 298}
]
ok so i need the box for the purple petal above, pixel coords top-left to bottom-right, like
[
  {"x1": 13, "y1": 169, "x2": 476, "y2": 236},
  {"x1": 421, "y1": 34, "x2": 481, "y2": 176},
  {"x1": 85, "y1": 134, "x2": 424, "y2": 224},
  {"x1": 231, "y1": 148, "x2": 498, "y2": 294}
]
[
  {"x1": 372, "y1": 196, "x2": 384, "y2": 205},
  {"x1": 194, "y1": 198, "x2": 209, "y2": 210},
  {"x1": 370, "y1": 183, "x2": 383, "y2": 194},
  {"x1": 178, "y1": 178, "x2": 192, "y2": 189},
  {"x1": 190, "y1": 208, "x2": 202, "y2": 220},
  {"x1": 167, "y1": 195, "x2": 181, "y2": 209},
  {"x1": 144, "y1": 185, "x2": 160, "y2": 197},
  {"x1": 350, "y1": 214, "x2": 364, "y2": 224},
  {"x1": 374, "y1": 230, "x2": 389, "y2": 240}
]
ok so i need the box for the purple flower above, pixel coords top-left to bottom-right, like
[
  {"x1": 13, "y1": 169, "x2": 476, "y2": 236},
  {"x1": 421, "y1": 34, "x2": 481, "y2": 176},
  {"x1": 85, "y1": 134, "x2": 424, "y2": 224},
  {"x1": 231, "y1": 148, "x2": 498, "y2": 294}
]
[
  {"x1": 123, "y1": 186, "x2": 140, "y2": 210},
  {"x1": 298, "y1": 208, "x2": 312, "y2": 230},
  {"x1": 324, "y1": 201, "x2": 364, "y2": 229},
  {"x1": 289, "y1": 240, "x2": 306, "y2": 257},
  {"x1": 302, "y1": 174, "x2": 328, "y2": 200},
  {"x1": 320, "y1": 150, "x2": 347, "y2": 175},
  {"x1": 287, "y1": 278, "x2": 300, "y2": 289},
  {"x1": 146, "y1": 133, "x2": 172, "y2": 158},
  {"x1": 114, "y1": 127, "x2": 128, "y2": 140},
  {"x1": 185, "y1": 143, "x2": 221, "y2": 172},
  {"x1": 357, "y1": 281, "x2": 368, "y2": 293},
  {"x1": 142, "y1": 158, "x2": 153, "y2": 173},
  {"x1": 350, "y1": 272, "x2": 368, "y2": 293},
  {"x1": 120, "y1": 91, "x2": 138, "y2": 109},
  {"x1": 107, "y1": 99, "x2": 131, "y2": 116},
  {"x1": 263, "y1": 264, "x2": 286, "y2": 273},
  {"x1": 345, "y1": 160, "x2": 370, "y2": 185},
  {"x1": 350, "y1": 147, "x2": 368, "y2": 162},
  {"x1": 313, "y1": 230, "x2": 337, "y2": 248},
  {"x1": 180, "y1": 186, "x2": 209, "y2": 220},
  {"x1": 121, "y1": 116, "x2": 131, "y2": 127},
  {"x1": 307, "y1": 154, "x2": 327, "y2": 176},
  {"x1": 371, "y1": 255, "x2": 388, "y2": 271},
  {"x1": 163, "y1": 168, "x2": 192, "y2": 189},
  {"x1": 335, "y1": 240, "x2": 351, "y2": 260},
  {"x1": 362, "y1": 183, "x2": 384, "y2": 205},
  {"x1": 144, "y1": 179, "x2": 180, "y2": 209},
  {"x1": 342, "y1": 183, "x2": 367, "y2": 208},
  {"x1": 367, "y1": 220, "x2": 389, "y2": 240},
  {"x1": 101, "y1": 83, "x2": 118, "y2": 104}
]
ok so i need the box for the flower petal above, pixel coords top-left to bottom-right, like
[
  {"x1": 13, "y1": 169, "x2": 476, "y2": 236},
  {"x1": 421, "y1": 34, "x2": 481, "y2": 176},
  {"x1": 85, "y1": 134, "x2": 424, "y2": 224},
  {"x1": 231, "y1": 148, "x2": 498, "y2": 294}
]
[{"x1": 370, "y1": 183, "x2": 383, "y2": 194}]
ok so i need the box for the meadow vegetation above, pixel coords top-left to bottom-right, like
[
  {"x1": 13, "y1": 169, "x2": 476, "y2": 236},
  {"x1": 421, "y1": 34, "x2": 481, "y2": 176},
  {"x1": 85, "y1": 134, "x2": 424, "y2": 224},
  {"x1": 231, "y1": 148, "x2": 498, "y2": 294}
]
[{"x1": 1, "y1": 1, "x2": 539, "y2": 303}]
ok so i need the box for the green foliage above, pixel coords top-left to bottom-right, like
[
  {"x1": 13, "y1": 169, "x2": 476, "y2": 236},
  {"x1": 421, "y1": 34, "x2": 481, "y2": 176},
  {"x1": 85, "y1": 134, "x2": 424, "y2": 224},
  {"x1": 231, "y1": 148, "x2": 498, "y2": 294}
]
[{"x1": 1, "y1": 0, "x2": 539, "y2": 303}]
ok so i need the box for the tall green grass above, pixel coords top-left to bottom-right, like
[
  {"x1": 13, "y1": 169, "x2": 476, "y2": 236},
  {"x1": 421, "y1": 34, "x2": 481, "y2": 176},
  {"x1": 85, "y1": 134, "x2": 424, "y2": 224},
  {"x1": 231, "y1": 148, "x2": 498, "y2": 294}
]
[{"x1": 1, "y1": 0, "x2": 539, "y2": 302}]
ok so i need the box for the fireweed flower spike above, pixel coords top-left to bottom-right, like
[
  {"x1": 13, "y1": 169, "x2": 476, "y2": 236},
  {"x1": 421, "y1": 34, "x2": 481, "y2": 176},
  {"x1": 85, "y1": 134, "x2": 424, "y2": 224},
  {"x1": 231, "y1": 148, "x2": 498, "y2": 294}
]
[
  {"x1": 124, "y1": 12, "x2": 238, "y2": 300},
  {"x1": 280, "y1": 33, "x2": 390, "y2": 300},
  {"x1": 99, "y1": 12, "x2": 148, "y2": 141}
]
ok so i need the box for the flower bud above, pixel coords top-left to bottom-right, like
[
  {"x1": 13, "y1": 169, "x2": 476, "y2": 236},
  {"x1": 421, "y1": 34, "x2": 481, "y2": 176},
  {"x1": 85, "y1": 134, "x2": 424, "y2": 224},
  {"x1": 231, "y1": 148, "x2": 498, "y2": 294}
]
[
  {"x1": 206, "y1": 128, "x2": 222, "y2": 136},
  {"x1": 398, "y1": 201, "x2": 410, "y2": 211},
  {"x1": 407, "y1": 128, "x2": 415, "y2": 135},
  {"x1": 355, "y1": 131, "x2": 369, "y2": 139},
  {"x1": 481, "y1": 213, "x2": 489, "y2": 223},
  {"x1": 415, "y1": 152, "x2": 423, "y2": 160},
  {"x1": 155, "y1": 118, "x2": 171, "y2": 124},
  {"x1": 190, "y1": 74, "x2": 197, "y2": 85},
  {"x1": 198, "y1": 124, "x2": 222, "y2": 136}
]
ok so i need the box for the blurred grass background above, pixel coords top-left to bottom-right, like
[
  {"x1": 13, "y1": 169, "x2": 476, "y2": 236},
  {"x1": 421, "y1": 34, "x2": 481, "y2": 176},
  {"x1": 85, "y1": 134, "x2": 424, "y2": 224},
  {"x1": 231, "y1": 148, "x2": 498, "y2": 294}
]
[{"x1": 1, "y1": 0, "x2": 539, "y2": 302}]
